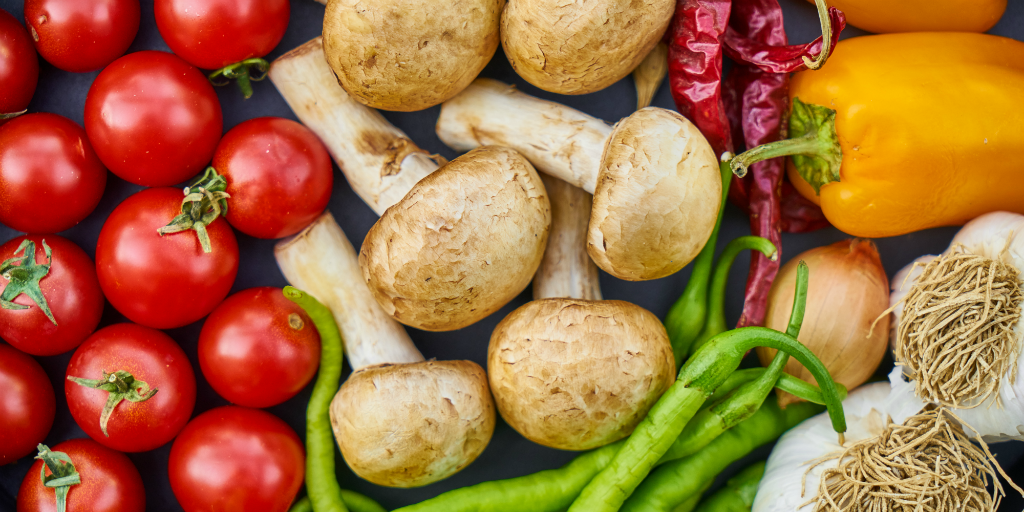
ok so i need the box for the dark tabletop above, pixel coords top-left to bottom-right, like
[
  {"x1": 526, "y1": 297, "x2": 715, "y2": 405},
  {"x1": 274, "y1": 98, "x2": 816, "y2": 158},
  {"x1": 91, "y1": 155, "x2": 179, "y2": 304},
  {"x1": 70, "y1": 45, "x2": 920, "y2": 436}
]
[{"x1": 1, "y1": 0, "x2": 1023, "y2": 510}]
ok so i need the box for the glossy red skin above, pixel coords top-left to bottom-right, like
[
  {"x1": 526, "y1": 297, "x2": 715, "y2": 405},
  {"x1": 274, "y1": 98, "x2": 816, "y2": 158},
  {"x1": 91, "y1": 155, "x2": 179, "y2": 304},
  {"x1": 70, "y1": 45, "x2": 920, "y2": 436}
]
[
  {"x1": 65, "y1": 324, "x2": 197, "y2": 452},
  {"x1": 0, "y1": 235, "x2": 103, "y2": 356},
  {"x1": 155, "y1": 0, "x2": 290, "y2": 70},
  {"x1": 17, "y1": 438, "x2": 145, "y2": 512},
  {"x1": 96, "y1": 187, "x2": 238, "y2": 329},
  {"x1": 215, "y1": 117, "x2": 333, "y2": 239},
  {"x1": 0, "y1": 11, "x2": 38, "y2": 124},
  {"x1": 199, "y1": 287, "x2": 320, "y2": 408},
  {"x1": 0, "y1": 344, "x2": 55, "y2": 465},
  {"x1": 24, "y1": 0, "x2": 141, "y2": 73},
  {"x1": 0, "y1": 113, "x2": 107, "y2": 233},
  {"x1": 169, "y1": 406, "x2": 304, "y2": 512},
  {"x1": 84, "y1": 51, "x2": 223, "y2": 186}
]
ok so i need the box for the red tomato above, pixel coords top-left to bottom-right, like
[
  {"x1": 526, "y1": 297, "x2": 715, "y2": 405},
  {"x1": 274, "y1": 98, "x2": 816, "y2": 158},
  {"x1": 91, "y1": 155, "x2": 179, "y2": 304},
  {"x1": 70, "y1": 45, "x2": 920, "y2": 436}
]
[
  {"x1": 0, "y1": 113, "x2": 107, "y2": 233},
  {"x1": 0, "y1": 235, "x2": 103, "y2": 356},
  {"x1": 169, "y1": 406, "x2": 304, "y2": 512},
  {"x1": 155, "y1": 0, "x2": 289, "y2": 70},
  {"x1": 84, "y1": 51, "x2": 222, "y2": 187},
  {"x1": 0, "y1": 344, "x2": 55, "y2": 465},
  {"x1": 214, "y1": 117, "x2": 333, "y2": 239},
  {"x1": 96, "y1": 187, "x2": 238, "y2": 329},
  {"x1": 65, "y1": 323, "x2": 196, "y2": 452},
  {"x1": 199, "y1": 287, "x2": 320, "y2": 408},
  {"x1": 17, "y1": 438, "x2": 145, "y2": 512},
  {"x1": 24, "y1": 0, "x2": 140, "y2": 73},
  {"x1": 0, "y1": 10, "x2": 38, "y2": 124}
]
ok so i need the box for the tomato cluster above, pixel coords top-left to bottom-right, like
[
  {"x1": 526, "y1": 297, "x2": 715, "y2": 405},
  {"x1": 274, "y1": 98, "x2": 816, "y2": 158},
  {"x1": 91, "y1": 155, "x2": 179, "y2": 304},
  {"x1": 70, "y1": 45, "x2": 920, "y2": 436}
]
[{"x1": 0, "y1": 1, "x2": 334, "y2": 510}]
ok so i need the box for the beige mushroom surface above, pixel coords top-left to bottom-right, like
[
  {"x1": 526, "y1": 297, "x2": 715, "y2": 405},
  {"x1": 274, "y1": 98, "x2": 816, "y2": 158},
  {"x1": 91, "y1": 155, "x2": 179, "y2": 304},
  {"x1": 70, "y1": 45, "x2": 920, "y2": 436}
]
[
  {"x1": 360, "y1": 146, "x2": 552, "y2": 332},
  {"x1": 489, "y1": 299, "x2": 675, "y2": 450},
  {"x1": 501, "y1": 0, "x2": 675, "y2": 95},
  {"x1": 323, "y1": 0, "x2": 502, "y2": 111},
  {"x1": 268, "y1": 39, "x2": 495, "y2": 488},
  {"x1": 437, "y1": 79, "x2": 722, "y2": 281}
]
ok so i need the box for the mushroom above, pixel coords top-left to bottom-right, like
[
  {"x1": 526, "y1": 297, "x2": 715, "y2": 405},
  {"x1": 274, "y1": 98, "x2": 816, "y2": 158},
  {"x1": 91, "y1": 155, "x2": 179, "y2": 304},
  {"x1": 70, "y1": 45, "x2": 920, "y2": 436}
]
[
  {"x1": 487, "y1": 175, "x2": 676, "y2": 451},
  {"x1": 269, "y1": 38, "x2": 495, "y2": 487},
  {"x1": 323, "y1": 0, "x2": 502, "y2": 111},
  {"x1": 359, "y1": 145, "x2": 552, "y2": 332},
  {"x1": 437, "y1": 78, "x2": 722, "y2": 281},
  {"x1": 501, "y1": 0, "x2": 674, "y2": 95}
]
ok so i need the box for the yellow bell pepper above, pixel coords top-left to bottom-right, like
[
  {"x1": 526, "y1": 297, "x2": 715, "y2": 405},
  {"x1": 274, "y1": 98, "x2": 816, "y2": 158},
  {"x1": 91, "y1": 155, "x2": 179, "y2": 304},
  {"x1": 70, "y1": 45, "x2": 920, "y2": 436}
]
[
  {"x1": 730, "y1": 32, "x2": 1024, "y2": 238},
  {"x1": 807, "y1": 0, "x2": 1005, "y2": 33}
]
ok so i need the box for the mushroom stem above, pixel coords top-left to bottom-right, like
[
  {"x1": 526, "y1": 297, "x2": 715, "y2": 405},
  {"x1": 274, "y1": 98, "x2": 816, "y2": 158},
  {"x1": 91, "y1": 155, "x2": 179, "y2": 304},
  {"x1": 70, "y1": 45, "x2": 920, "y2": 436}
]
[
  {"x1": 533, "y1": 175, "x2": 602, "y2": 301},
  {"x1": 633, "y1": 42, "x2": 668, "y2": 110},
  {"x1": 275, "y1": 212, "x2": 423, "y2": 371},
  {"x1": 437, "y1": 78, "x2": 612, "y2": 193},
  {"x1": 268, "y1": 37, "x2": 442, "y2": 215}
]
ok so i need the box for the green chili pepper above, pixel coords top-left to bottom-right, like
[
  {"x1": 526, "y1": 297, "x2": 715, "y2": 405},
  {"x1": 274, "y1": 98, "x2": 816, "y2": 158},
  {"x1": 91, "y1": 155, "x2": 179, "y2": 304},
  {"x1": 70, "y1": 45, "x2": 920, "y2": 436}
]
[
  {"x1": 284, "y1": 286, "x2": 349, "y2": 512},
  {"x1": 289, "y1": 492, "x2": 387, "y2": 512},
  {"x1": 665, "y1": 159, "x2": 733, "y2": 366},
  {"x1": 689, "y1": 236, "x2": 778, "y2": 357},
  {"x1": 568, "y1": 283, "x2": 845, "y2": 511},
  {"x1": 671, "y1": 479, "x2": 713, "y2": 512},
  {"x1": 621, "y1": 400, "x2": 815, "y2": 512},
  {"x1": 691, "y1": 462, "x2": 765, "y2": 512}
]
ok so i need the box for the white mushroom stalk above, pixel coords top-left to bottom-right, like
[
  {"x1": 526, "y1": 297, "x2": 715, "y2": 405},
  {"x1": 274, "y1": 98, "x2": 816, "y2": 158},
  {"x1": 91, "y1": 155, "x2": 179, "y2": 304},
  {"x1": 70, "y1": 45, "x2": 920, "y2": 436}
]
[
  {"x1": 438, "y1": 78, "x2": 722, "y2": 282},
  {"x1": 269, "y1": 39, "x2": 495, "y2": 488},
  {"x1": 754, "y1": 382, "x2": 1020, "y2": 512},
  {"x1": 886, "y1": 211, "x2": 1024, "y2": 441},
  {"x1": 532, "y1": 175, "x2": 602, "y2": 302}
]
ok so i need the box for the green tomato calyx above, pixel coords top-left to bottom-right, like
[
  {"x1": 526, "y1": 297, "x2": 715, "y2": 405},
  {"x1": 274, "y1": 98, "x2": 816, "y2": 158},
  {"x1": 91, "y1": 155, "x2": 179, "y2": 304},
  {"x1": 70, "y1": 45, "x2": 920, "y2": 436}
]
[
  {"x1": 36, "y1": 444, "x2": 81, "y2": 512},
  {"x1": 208, "y1": 57, "x2": 270, "y2": 100},
  {"x1": 157, "y1": 167, "x2": 231, "y2": 254},
  {"x1": 67, "y1": 370, "x2": 158, "y2": 437},
  {"x1": 0, "y1": 239, "x2": 56, "y2": 325}
]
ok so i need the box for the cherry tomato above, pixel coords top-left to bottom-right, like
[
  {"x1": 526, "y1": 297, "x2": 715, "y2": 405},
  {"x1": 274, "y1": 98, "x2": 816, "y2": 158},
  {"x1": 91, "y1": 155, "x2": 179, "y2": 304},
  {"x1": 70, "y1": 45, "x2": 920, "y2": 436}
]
[
  {"x1": 17, "y1": 438, "x2": 145, "y2": 512},
  {"x1": 0, "y1": 10, "x2": 38, "y2": 124},
  {"x1": 155, "y1": 0, "x2": 289, "y2": 70},
  {"x1": 0, "y1": 235, "x2": 103, "y2": 356},
  {"x1": 214, "y1": 117, "x2": 332, "y2": 239},
  {"x1": 65, "y1": 323, "x2": 196, "y2": 452},
  {"x1": 0, "y1": 113, "x2": 107, "y2": 233},
  {"x1": 0, "y1": 344, "x2": 55, "y2": 465},
  {"x1": 199, "y1": 287, "x2": 320, "y2": 408},
  {"x1": 84, "y1": 51, "x2": 222, "y2": 187},
  {"x1": 169, "y1": 406, "x2": 304, "y2": 512},
  {"x1": 96, "y1": 187, "x2": 238, "y2": 329},
  {"x1": 24, "y1": 0, "x2": 140, "y2": 73}
]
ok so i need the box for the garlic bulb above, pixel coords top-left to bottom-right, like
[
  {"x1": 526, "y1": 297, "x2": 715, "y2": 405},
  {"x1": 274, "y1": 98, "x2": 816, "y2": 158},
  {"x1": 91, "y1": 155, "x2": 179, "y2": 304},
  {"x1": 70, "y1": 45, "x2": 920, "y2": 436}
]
[{"x1": 888, "y1": 211, "x2": 1024, "y2": 440}]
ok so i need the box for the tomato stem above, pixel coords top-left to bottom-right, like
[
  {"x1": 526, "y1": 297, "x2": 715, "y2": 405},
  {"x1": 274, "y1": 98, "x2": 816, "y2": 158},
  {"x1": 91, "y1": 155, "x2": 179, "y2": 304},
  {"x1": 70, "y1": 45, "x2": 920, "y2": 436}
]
[
  {"x1": 0, "y1": 239, "x2": 56, "y2": 325},
  {"x1": 209, "y1": 58, "x2": 271, "y2": 100},
  {"x1": 0, "y1": 109, "x2": 27, "y2": 121},
  {"x1": 66, "y1": 370, "x2": 158, "y2": 437},
  {"x1": 35, "y1": 444, "x2": 81, "y2": 512},
  {"x1": 157, "y1": 167, "x2": 231, "y2": 253}
]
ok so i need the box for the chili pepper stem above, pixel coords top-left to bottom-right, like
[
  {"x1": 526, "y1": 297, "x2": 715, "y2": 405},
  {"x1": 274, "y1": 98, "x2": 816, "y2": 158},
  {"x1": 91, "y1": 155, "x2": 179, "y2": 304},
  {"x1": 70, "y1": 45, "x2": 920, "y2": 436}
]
[
  {"x1": 803, "y1": 0, "x2": 835, "y2": 70},
  {"x1": 730, "y1": 98, "x2": 842, "y2": 194}
]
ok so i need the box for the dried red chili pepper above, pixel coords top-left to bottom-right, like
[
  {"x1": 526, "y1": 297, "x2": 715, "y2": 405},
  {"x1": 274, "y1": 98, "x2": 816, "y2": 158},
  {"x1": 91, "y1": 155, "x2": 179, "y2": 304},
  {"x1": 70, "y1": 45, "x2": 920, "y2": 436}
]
[
  {"x1": 667, "y1": 0, "x2": 734, "y2": 156},
  {"x1": 721, "y1": 0, "x2": 845, "y2": 327}
]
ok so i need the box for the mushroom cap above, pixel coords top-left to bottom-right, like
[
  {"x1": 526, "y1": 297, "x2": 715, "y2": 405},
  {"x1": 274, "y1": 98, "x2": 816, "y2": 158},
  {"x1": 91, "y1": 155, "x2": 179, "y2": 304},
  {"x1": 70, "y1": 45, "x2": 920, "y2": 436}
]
[
  {"x1": 501, "y1": 0, "x2": 674, "y2": 95},
  {"x1": 323, "y1": 0, "x2": 502, "y2": 111},
  {"x1": 360, "y1": 146, "x2": 551, "y2": 331},
  {"x1": 330, "y1": 360, "x2": 495, "y2": 487},
  {"x1": 588, "y1": 107, "x2": 722, "y2": 281},
  {"x1": 488, "y1": 298, "x2": 675, "y2": 450}
]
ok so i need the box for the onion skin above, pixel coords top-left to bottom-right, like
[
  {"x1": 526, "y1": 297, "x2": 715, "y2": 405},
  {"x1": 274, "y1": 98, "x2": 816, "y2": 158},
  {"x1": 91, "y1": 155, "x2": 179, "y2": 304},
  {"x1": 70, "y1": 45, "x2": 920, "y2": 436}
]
[{"x1": 757, "y1": 239, "x2": 889, "y2": 406}]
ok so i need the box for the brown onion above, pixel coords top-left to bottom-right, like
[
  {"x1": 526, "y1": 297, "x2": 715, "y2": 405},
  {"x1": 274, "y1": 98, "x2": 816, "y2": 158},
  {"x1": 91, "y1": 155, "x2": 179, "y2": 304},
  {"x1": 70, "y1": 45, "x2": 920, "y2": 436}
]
[{"x1": 757, "y1": 239, "x2": 890, "y2": 406}]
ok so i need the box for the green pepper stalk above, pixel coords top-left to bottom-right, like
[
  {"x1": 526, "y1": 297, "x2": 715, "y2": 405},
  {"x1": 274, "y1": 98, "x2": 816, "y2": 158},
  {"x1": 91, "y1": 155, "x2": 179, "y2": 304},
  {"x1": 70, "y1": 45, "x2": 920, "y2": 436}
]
[
  {"x1": 622, "y1": 401, "x2": 815, "y2": 512},
  {"x1": 283, "y1": 287, "x2": 350, "y2": 512},
  {"x1": 568, "y1": 271, "x2": 846, "y2": 511},
  {"x1": 688, "y1": 236, "x2": 778, "y2": 357},
  {"x1": 34, "y1": 444, "x2": 81, "y2": 512},
  {"x1": 692, "y1": 462, "x2": 765, "y2": 512},
  {"x1": 665, "y1": 156, "x2": 734, "y2": 366}
]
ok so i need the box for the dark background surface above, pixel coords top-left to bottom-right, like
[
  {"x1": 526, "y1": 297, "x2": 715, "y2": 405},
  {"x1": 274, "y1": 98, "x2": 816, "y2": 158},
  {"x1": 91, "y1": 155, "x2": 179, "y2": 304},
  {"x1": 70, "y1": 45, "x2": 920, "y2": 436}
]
[{"x1": 1, "y1": 0, "x2": 1023, "y2": 510}]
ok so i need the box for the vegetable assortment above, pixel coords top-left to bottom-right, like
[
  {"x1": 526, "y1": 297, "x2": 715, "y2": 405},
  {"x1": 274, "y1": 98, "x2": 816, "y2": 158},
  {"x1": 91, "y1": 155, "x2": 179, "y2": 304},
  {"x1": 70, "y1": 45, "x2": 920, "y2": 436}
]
[{"x1": 2, "y1": 0, "x2": 1024, "y2": 511}]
